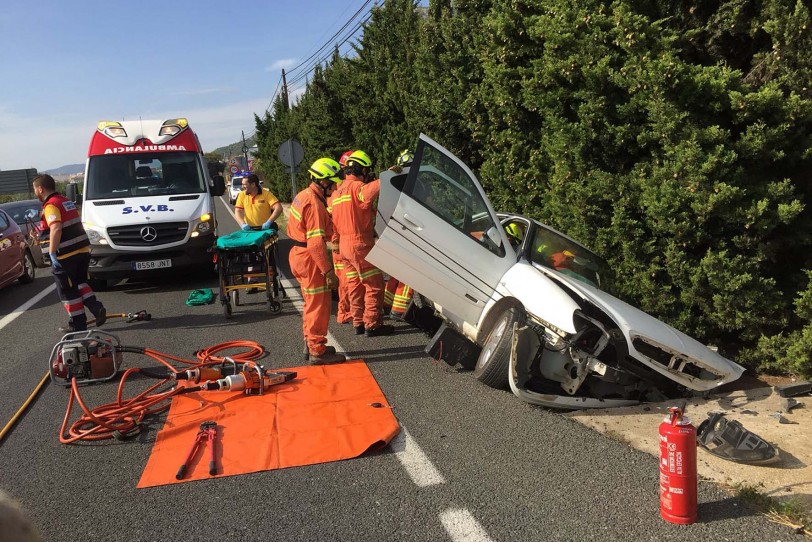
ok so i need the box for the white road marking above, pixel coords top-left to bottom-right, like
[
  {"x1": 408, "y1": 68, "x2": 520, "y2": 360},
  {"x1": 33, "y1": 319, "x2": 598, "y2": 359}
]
[
  {"x1": 229, "y1": 201, "x2": 490, "y2": 538},
  {"x1": 440, "y1": 509, "x2": 494, "y2": 542},
  {"x1": 0, "y1": 283, "x2": 56, "y2": 332},
  {"x1": 389, "y1": 426, "x2": 447, "y2": 487}
]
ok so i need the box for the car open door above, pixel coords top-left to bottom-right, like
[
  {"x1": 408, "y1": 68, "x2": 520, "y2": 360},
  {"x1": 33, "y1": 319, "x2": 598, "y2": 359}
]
[{"x1": 367, "y1": 134, "x2": 515, "y2": 329}]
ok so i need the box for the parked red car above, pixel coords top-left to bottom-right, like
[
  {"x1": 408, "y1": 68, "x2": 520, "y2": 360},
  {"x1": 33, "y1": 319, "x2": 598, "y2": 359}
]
[{"x1": 0, "y1": 208, "x2": 36, "y2": 289}]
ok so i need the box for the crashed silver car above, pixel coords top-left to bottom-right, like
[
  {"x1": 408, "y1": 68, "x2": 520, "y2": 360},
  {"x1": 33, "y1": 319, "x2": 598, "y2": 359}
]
[{"x1": 368, "y1": 134, "x2": 745, "y2": 409}]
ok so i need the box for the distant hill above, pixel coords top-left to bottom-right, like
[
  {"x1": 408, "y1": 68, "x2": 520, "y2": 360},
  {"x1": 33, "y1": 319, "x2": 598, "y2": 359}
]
[
  {"x1": 210, "y1": 136, "x2": 256, "y2": 159},
  {"x1": 45, "y1": 163, "x2": 84, "y2": 175}
]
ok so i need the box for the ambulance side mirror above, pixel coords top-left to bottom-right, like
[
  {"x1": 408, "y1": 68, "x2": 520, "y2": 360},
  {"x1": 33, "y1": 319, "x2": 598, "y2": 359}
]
[
  {"x1": 211, "y1": 174, "x2": 226, "y2": 197},
  {"x1": 66, "y1": 182, "x2": 82, "y2": 205}
]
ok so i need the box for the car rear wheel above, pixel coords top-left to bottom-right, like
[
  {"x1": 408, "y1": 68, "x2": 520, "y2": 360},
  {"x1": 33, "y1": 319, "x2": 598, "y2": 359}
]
[
  {"x1": 18, "y1": 250, "x2": 35, "y2": 284},
  {"x1": 474, "y1": 307, "x2": 523, "y2": 389}
]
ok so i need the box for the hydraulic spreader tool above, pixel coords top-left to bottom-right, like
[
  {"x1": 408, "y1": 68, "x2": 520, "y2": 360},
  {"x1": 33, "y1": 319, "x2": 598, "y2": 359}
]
[{"x1": 46, "y1": 332, "x2": 296, "y2": 444}]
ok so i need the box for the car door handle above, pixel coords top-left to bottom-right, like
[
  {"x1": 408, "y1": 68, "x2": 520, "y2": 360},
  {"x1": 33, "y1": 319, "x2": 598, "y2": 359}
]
[
  {"x1": 465, "y1": 293, "x2": 479, "y2": 303},
  {"x1": 402, "y1": 213, "x2": 423, "y2": 230}
]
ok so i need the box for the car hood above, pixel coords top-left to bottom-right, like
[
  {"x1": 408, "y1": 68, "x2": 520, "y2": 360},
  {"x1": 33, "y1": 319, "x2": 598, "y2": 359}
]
[
  {"x1": 522, "y1": 263, "x2": 744, "y2": 382},
  {"x1": 511, "y1": 264, "x2": 744, "y2": 387},
  {"x1": 83, "y1": 196, "x2": 207, "y2": 228}
]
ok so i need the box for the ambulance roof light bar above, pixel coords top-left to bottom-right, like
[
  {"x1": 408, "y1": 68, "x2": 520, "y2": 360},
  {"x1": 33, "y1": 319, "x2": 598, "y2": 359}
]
[
  {"x1": 159, "y1": 118, "x2": 188, "y2": 137},
  {"x1": 97, "y1": 121, "x2": 127, "y2": 138}
]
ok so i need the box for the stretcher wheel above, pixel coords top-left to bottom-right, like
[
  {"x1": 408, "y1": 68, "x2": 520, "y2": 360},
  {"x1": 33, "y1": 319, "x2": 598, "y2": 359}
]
[
  {"x1": 231, "y1": 290, "x2": 240, "y2": 307},
  {"x1": 223, "y1": 302, "x2": 232, "y2": 318},
  {"x1": 269, "y1": 300, "x2": 282, "y2": 313}
]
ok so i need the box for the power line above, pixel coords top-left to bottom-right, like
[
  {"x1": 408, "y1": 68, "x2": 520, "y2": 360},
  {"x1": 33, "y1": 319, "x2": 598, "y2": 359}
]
[
  {"x1": 285, "y1": 0, "x2": 374, "y2": 77},
  {"x1": 285, "y1": 12, "x2": 373, "y2": 90}
]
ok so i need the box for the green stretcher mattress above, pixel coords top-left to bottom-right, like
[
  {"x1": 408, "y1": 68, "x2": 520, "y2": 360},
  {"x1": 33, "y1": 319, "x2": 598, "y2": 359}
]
[{"x1": 215, "y1": 230, "x2": 275, "y2": 250}]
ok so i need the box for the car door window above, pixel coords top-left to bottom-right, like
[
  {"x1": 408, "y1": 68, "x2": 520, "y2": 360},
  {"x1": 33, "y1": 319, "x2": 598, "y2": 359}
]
[
  {"x1": 0, "y1": 211, "x2": 9, "y2": 231},
  {"x1": 405, "y1": 143, "x2": 504, "y2": 256}
]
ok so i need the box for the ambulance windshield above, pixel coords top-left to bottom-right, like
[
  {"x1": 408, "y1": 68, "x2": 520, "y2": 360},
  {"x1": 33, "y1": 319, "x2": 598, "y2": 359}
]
[{"x1": 85, "y1": 152, "x2": 206, "y2": 200}]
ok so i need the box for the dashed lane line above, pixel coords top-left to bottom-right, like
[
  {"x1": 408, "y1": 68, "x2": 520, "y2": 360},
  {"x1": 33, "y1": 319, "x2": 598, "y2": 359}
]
[
  {"x1": 440, "y1": 509, "x2": 495, "y2": 542},
  {"x1": 0, "y1": 283, "x2": 56, "y2": 332},
  {"x1": 224, "y1": 199, "x2": 493, "y2": 540}
]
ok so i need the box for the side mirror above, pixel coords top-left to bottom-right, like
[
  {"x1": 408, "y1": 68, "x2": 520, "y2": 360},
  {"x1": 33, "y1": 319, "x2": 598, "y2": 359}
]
[
  {"x1": 211, "y1": 175, "x2": 226, "y2": 197},
  {"x1": 66, "y1": 182, "x2": 78, "y2": 202}
]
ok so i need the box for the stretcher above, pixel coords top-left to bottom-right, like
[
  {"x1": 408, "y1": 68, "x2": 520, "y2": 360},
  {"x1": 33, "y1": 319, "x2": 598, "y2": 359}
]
[{"x1": 214, "y1": 230, "x2": 285, "y2": 318}]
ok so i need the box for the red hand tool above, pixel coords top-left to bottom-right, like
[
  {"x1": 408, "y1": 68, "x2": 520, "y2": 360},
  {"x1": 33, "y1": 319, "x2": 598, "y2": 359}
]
[{"x1": 176, "y1": 421, "x2": 217, "y2": 480}]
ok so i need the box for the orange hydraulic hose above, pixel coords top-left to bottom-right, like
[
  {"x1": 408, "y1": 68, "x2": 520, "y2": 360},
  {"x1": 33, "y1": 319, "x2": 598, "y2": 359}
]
[
  {"x1": 58, "y1": 340, "x2": 265, "y2": 444},
  {"x1": 0, "y1": 371, "x2": 50, "y2": 443}
]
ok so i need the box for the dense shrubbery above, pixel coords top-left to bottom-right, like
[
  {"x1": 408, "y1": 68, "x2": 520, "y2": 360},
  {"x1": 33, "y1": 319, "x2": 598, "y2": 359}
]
[{"x1": 253, "y1": 0, "x2": 812, "y2": 377}]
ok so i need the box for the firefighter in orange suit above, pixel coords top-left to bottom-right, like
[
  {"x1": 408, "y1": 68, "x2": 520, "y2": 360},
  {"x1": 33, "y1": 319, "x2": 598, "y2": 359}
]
[
  {"x1": 331, "y1": 150, "x2": 393, "y2": 337},
  {"x1": 326, "y1": 150, "x2": 355, "y2": 325},
  {"x1": 381, "y1": 149, "x2": 416, "y2": 320},
  {"x1": 287, "y1": 158, "x2": 346, "y2": 365},
  {"x1": 33, "y1": 174, "x2": 106, "y2": 333}
]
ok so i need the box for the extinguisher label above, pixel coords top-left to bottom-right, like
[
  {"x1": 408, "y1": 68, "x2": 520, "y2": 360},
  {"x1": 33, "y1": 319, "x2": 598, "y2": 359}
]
[{"x1": 672, "y1": 488, "x2": 684, "y2": 494}]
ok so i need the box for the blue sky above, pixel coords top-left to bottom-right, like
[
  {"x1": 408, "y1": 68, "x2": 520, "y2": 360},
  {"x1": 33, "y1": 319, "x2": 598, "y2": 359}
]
[{"x1": 0, "y1": 0, "x2": 373, "y2": 171}]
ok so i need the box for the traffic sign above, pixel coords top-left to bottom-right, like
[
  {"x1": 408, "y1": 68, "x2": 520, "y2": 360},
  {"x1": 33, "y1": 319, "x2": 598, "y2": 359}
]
[
  {"x1": 229, "y1": 158, "x2": 238, "y2": 166},
  {"x1": 278, "y1": 139, "x2": 304, "y2": 167},
  {"x1": 230, "y1": 165, "x2": 239, "y2": 174}
]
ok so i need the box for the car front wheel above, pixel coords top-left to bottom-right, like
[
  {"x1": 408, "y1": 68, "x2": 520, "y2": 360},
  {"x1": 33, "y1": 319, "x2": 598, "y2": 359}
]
[
  {"x1": 474, "y1": 307, "x2": 523, "y2": 389},
  {"x1": 18, "y1": 250, "x2": 35, "y2": 284}
]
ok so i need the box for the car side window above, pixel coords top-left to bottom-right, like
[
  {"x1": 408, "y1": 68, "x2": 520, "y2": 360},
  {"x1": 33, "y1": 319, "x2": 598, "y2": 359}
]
[
  {"x1": 0, "y1": 211, "x2": 9, "y2": 230},
  {"x1": 406, "y1": 144, "x2": 504, "y2": 256}
]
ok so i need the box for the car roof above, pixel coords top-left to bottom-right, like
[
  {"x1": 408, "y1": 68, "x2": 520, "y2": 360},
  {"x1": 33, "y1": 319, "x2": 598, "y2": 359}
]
[{"x1": 0, "y1": 199, "x2": 41, "y2": 208}]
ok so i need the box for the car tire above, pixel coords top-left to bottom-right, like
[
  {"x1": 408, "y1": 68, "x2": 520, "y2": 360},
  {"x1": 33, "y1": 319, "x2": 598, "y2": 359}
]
[
  {"x1": 18, "y1": 250, "x2": 35, "y2": 284},
  {"x1": 474, "y1": 307, "x2": 524, "y2": 389}
]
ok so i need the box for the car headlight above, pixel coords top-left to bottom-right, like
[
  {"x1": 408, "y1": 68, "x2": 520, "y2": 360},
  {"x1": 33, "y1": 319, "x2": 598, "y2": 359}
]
[{"x1": 86, "y1": 228, "x2": 107, "y2": 245}]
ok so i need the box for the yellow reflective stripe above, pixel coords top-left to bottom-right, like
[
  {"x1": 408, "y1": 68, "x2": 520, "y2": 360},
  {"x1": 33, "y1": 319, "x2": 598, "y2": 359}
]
[
  {"x1": 290, "y1": 207, "x2": 302, "y2": 221},
  {"x1": 334, "y1": 262, "x2": 345, "y2": 269},
  {"x1": 306, "y1": 228, "x2": 326, "y2": 239},
  {"x1": 302, "y1": 285, "x2": 331, "y2": 295},
  {"x1": 357, "y1": 189, "x2": 365, "y2": 203},
  {"x1": 392, "y1": 299, "x2": 410, "y2": 310},
  {"x1": 332, "y1": 195, "x2": 351, "y2": 205},
  {"x1": 360, "y1": 268, "x2": 382, "y2": 279},
  {"x1": 345, "y1": 270, "x2": 359, "y2": 279},
  {"x1": 383, "y1": 291, "x2": 395, "y2": 303}
]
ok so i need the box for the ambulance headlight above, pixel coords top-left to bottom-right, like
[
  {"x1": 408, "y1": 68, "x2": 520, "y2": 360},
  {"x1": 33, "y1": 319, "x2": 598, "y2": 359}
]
[{"x1": 86, "y1": 228, "x2": 107, "y2": 245}]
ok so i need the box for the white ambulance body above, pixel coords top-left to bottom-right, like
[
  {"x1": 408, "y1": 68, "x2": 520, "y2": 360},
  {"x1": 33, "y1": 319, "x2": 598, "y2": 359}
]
[{"x1": 78, "y1": 118, "x2": 225, "y2": 284}]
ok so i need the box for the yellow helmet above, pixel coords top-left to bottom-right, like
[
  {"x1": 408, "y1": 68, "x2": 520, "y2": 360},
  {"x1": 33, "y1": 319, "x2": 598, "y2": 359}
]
[
  {"x1": 397, "y1": 149, "x2": 414, "y2": 166},
  {"x1": 308, "y1": 157, "x2": 342, "y2": 183},
  {"x1": 346, "y1": 150, "x2": 372, "y2": 168},
  {"x1": 505, "y1": 223, "x2": 522, "y2": 242}
]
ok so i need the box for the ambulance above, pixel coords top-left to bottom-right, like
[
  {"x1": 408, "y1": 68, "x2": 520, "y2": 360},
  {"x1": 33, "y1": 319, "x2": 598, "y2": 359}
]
[{"x1": 73, "y1": 118, "x2": 225, "y2": 286}]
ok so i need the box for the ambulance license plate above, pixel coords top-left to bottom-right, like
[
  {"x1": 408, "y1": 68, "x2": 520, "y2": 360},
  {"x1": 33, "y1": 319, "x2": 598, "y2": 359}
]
[{"x1": 133, "y1": 259, "x2": 172, "y2": 271}]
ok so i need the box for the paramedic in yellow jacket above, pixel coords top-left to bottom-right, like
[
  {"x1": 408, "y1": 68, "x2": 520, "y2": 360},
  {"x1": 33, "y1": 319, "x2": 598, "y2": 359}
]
[{"x1": 235, "y1": 174, "x2": 282, "y2": 231}]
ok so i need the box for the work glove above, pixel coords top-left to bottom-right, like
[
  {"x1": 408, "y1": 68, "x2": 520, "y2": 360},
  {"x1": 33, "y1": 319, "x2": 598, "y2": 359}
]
[
  {"x1": 324, "y1": 269, "x2": 339, "y2": 290},
  {"x1": 49, "y1": 253, "x2": 63, "y2": 271},
  {"x1": 261, "y1": 220, "x2": 273, "y2": 230},
  {"x1": 241, "y1": 223, "x2": 252, "y2": 232}
]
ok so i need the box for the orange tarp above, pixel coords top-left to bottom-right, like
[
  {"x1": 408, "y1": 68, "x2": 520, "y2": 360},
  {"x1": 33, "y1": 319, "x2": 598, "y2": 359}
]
[{"x1": 137, "y1": 360, "x2": 399, "y2": 488}]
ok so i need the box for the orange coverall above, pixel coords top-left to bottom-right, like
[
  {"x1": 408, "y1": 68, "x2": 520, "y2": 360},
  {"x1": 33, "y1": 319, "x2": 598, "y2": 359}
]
[
  {"x1": 287, "y1": 184, "x2": 334, "y2": 356},
  {"x1": 330, "y1": 174, "x2": 384, "y2": 329},
  {"x1": 327, "y1": 190, "x2": 351, "y2": 324},
  {"x1": 384, "y1": 277, "x2": 413, "y2": 318}
]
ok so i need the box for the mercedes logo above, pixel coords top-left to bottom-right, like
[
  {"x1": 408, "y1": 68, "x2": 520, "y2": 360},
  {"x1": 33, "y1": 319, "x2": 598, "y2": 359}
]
[{"x1": 140, "y1": 226, "x2": 158, "y2": 242}]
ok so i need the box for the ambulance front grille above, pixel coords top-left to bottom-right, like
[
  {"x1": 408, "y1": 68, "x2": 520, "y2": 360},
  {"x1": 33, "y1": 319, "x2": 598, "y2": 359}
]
[{"x1": 107, "y1": 222, "x2": 188, "y2": 246}]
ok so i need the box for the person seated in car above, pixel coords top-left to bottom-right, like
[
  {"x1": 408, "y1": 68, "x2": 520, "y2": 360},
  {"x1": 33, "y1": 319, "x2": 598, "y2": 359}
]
[{"x1": 550, "y1": 249, "x2": 576, "y2": 271}]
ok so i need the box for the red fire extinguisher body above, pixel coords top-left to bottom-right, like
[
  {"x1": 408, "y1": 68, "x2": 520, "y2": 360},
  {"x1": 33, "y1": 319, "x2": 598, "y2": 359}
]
[{"x1": 659, "y1": 407, "x2": 697, "y2": 524}]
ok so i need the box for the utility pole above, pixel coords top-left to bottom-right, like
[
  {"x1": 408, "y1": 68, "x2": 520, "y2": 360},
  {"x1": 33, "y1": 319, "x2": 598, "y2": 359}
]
[
  {"x1": 241, "y1": 130, "x2": 249, "y2": 172},
  {"x1": 281, "y1": 69, "x2": 290, "y2": 111},
  {"x1": 281, "y1": 68, "x2": 296, "y2": 198}
]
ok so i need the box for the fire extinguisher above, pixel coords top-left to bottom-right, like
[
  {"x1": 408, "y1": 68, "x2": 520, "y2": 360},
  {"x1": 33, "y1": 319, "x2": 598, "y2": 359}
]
[{"x1": 659, "y1": 405, "x2": 697, "y2": 524}]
